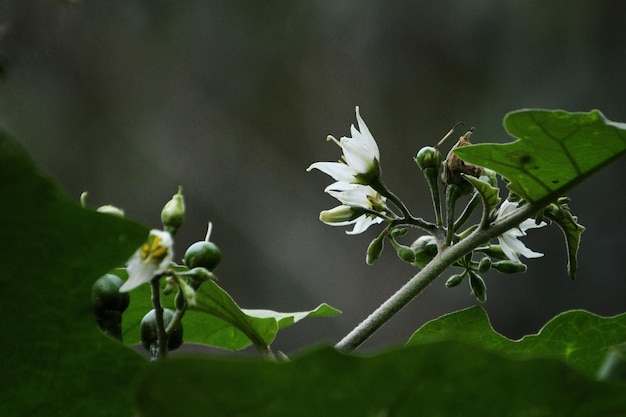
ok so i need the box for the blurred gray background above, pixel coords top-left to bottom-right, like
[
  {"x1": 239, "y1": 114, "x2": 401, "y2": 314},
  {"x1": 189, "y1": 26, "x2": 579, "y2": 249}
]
[{"x1": 1, "y1": 0, "x2": 625, "y2": 353}]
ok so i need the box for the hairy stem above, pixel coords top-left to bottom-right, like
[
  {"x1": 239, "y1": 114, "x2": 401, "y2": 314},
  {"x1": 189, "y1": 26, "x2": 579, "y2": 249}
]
[{"x1": 335, "y1": 202, "x2": 538, "y2": 351}]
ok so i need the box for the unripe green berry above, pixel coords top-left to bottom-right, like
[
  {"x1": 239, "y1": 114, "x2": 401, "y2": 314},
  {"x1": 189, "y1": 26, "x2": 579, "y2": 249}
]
[
  {"x1": 184, "y1": 241, "x2": 222, "y2": 271},
  {"x1": 92, "y1": 274, "x2": 129, "y2": 317},
  {"x1": 140, "y1": 308, "x2": 183, "y2": 352}
]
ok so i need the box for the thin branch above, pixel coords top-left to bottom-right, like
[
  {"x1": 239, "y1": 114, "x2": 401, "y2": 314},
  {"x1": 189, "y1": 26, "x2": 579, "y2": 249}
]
[{"x1": 335, "y1": 202, "x2": 538, "y2": 351}]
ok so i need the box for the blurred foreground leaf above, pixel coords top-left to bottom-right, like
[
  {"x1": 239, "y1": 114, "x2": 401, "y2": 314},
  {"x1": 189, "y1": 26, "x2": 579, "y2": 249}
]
[
  {"x1": 454, "y1": 109, "x2": 626, "y2": 204},
  {"x1": 408, "y1": 306, "x2": 626, "y2": 377},
  {"x1": 134, "y1": 342, "x2": 626, "y2": 417},
  {"x1": 0, "y1": 130, "x2": 149, "y2": 416}
]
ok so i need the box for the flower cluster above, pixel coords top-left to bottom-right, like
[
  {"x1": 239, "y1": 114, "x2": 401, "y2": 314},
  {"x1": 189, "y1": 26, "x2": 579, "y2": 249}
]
[{"x1": 307, "y1": 107, "x2": 388, "y2": 234}]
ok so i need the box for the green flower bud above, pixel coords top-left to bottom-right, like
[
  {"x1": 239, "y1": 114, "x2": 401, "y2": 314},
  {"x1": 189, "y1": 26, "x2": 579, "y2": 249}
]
[
  {"x1": 366, "y1": 234, "x2": 385, "y2": 265},
  {"x1": 492, "y1": 260, "x2": 527, "y2": 274},
  {"x1": 445, "y1": 273, "x2": 464, "y2": 288},
  {"x1": 394, "y1": 244, "x2": 415, "y2": 263},
  {"x1": 477, "y1": 257, "x2": 492, "y2": 273},
  {"x1": 390, "y1": 227, "x2": 408, "y2": 238},
  {"x1": 319, "y1": 205, "x2": 363, "y2": 224},
  {"x1": 468, "y1": 271, "x2": 487, "y2": 303},
  {"x1": 161, "y1": 186, "x2": 185, "y2": 235},
  {"x1": 410, "y1": 235, "x2": 438, "y2": 268},
  {"x1": 415, "y1": 146, "x2": 442, "y2": 171},
  {"x1": 476, "y1": 244, "x2": 509, "y2": 260}
]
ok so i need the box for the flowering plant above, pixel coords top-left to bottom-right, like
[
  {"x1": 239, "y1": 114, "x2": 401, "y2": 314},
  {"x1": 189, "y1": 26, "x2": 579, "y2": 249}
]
[{"x1": 3, "y1": 108, "x2": 626, "y2": 416}]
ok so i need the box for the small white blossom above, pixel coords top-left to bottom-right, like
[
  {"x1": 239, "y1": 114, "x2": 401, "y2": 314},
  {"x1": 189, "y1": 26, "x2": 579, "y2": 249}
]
[
  {"x1": 119, "y1": 229, "x2": 173, "y2": 292},
  {"x1": 320, "y1": 182, "x2": 387, "y2": 234},
  {"x1": 496, "y1": 200, "x2": 546, "y2": 263},
  {"x1": 307, "y1": 107, "x2": 381, "y2": 185}
]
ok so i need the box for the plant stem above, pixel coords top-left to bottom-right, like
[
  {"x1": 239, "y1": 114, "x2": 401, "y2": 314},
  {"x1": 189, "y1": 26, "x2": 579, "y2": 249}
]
[
  {"x1": 370, "y1": 177, "x2": 436, "y2": 233},
  {"x1": 150, "y1": 278, "x2": 168, "y2": 361},
  {"x1": 423, "y1": 168, "x2": 443, "y2": 227},
  {"x1": 335, "y1": 202, "x2": 538, "y2": 351}
]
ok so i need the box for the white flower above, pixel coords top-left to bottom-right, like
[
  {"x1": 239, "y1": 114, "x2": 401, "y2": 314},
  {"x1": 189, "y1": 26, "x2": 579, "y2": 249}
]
[
  {"x1": 496, "y1": 200, "x2": 546, "y2": 263},
  {"x1": 119, "y1": 229, "x2": 174, "y2": 292},
  {"x1": 319, "y1": 182, "x2": 387, "y2": 234},
  {"x1": 307, "y1": 107, "x2": 381, "y2": 185}
]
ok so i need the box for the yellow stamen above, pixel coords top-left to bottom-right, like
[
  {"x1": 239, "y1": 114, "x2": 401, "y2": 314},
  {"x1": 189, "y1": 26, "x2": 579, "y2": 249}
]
[{"x1": 140, "y1": 234, "x2": 169, "y2": 264}]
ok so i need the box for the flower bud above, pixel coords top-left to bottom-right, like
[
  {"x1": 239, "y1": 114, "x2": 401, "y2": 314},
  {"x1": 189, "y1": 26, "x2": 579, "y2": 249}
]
[
  {"x1": 469, "y1": 271, "x2": 487, "y2": 303},
  {"x1": 161, "y1": 186, "x2": 185, "y2": 235},
  {"x1": 390, "y1": 227, "x2": 408, "y2": 238},
  {"x1": 445, "y1": 273, "x2": 464, "y2": 288},
  {"x1": 477, "y1": 244, "x2": 509, "y2": 260},
  {"x1": 491, "y1": 260, "x2": 527, "y2": 274},
  {"x1": 410, "y1": 235, "x2": 438, "y2": 268},
  {"x1": 394, "y1": 244, "x2": 415, "y2": 263},
  {"x1": 319, "y1": 205, "x2": 363, "y2": 224},
  {"x1": 477, "y1": 257, "x2": 492, "y2": 273},
  {"x1": 366, "y1": 234, "x2": 385, "y2": 265},
  {"x1": 415, "y1": 146, "x2": 442, "y2": 171}
]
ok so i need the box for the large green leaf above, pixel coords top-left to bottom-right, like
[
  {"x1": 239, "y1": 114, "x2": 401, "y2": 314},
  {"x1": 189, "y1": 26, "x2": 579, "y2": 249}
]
[
  {"x1": 134, "y1": 342, "x2": 626, "y2": 417},
  {"x1": 408, "y1": 306, "x2": 626, "y2": 377},
  {"x1": 0, "y1": 130, "x2": 150, "y2": 416},
  {"x1": 454, "y1": 109, "x2": 626, "y2": 205},
  {"x1": 122, "y1": 276, "x2": 340, "y2": 352}
]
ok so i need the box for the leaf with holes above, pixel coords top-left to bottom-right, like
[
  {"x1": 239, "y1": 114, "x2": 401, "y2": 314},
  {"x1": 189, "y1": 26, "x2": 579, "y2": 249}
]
[{"x1": 454, "y1": 109, "x2": 626, "y2": 205}]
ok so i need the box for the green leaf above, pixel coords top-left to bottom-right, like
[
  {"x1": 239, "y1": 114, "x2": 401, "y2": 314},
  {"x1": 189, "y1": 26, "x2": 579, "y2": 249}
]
[
  {"x1": 133, "y1": 342, "x2": 626, "y2": 417},
  {"x1": 0, "y1": 130, "x2": 150, "y2": 416},
  {"x1": 543, "y1": 201, "x2": 586, "y2": 279},
  {"x1": 454, "y1": 109, "x2": 626, "y2": 204},
  {"x1": 408, "y1": 306, "x2": 626, "y2": 377},
  {"x1": 122, "y1": 276, "x2": 340, "y2": 352}
]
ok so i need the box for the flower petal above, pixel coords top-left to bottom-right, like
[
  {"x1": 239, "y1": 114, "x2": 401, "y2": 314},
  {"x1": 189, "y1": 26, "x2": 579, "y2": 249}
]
[
  {"x1": 355, "y1": 106, "x2": 380, "y2": 159},
  {"x1": 119, "y1": 229, "x2": 173, "y2": 292},
  {"x1": 307, "y1": 161, "x2": 356, "y2": 182},
  {"x1": 346, "y1": 215, "x2": 384, "y2": 235}
]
